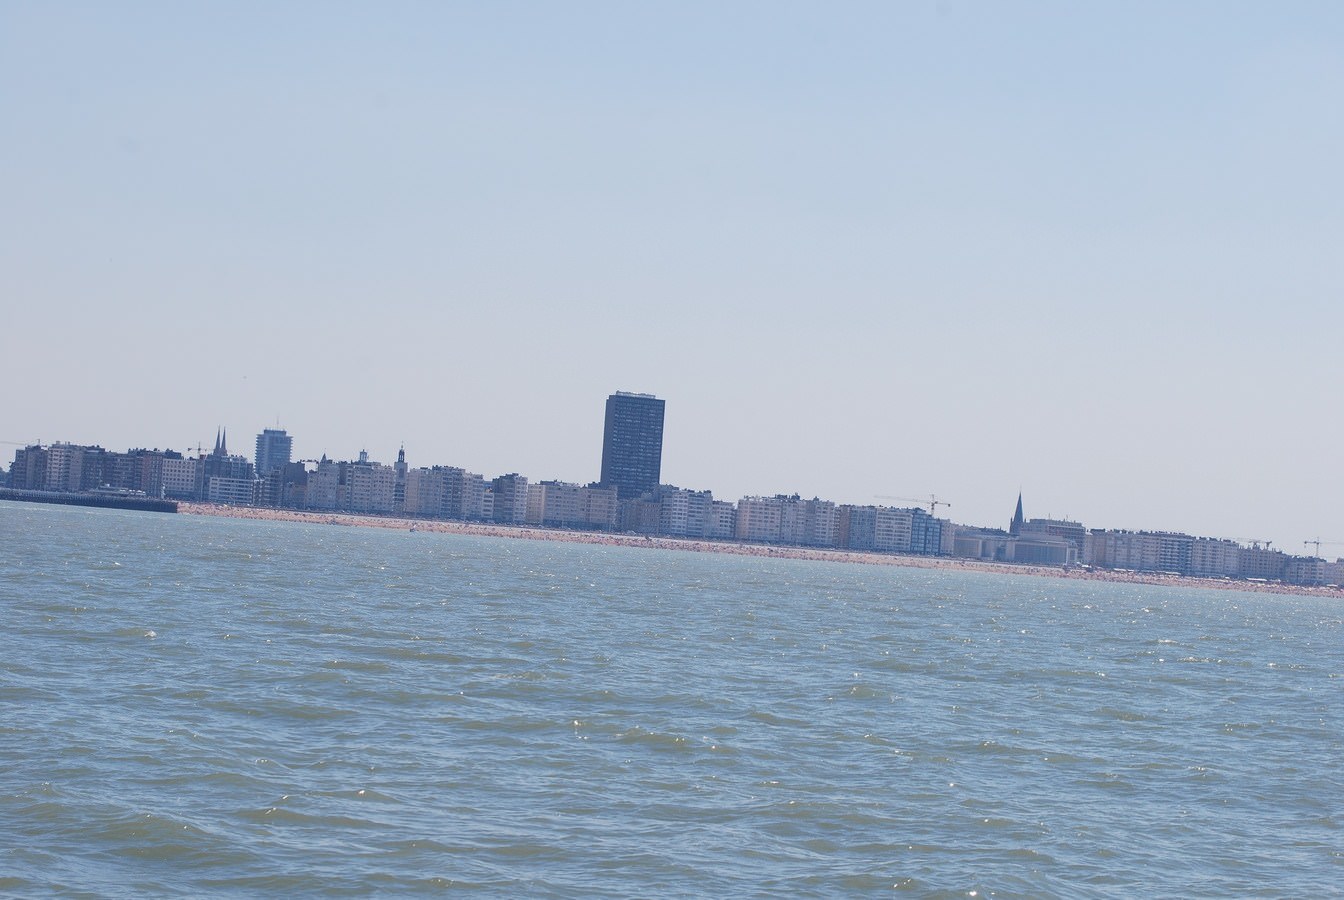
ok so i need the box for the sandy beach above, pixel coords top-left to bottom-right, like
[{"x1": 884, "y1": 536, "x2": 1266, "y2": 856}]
[{"x1": 178, "y1": 502, "x2": 1344, "y2": 600}]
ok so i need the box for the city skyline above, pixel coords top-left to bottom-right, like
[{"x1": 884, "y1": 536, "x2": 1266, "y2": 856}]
[
  {"x1": 4, "y1": 390, "x2": 1341, "y2": 555},
  {"x1": 6, "y1": 399, "x2": 1339, "y2": 570},
  {"x1": 4, "y1": 5, "x2": 1343, "y2": 551},
  {"x1": 9, "y1": 412, "x2": 1341, "y2": 587}
]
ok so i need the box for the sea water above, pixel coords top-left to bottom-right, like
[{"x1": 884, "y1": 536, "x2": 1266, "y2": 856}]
[{"x1": 1, "y1": 501, "x2": 1339, "y2": 897}]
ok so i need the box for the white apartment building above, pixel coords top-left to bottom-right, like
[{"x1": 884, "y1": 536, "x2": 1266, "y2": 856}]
[
  {"x1": 653, "y1": 487, "x2": 717, "y2": 538},
  {"x1": 206, "y1": 476, "x2": 256, "y2": 505},
  {"x1": 657, "y1": 489, "x2": 691, "y2": 537},
  {"x1": 1188, "y1": 537, "x2": 1241, "y2": 578},
  {"x1": 874, "y1": 507, "x2": 914, "y2": 553}
]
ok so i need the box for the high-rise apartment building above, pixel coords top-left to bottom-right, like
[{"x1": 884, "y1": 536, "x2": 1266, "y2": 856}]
[
  {"x1": 491, "y1": 473, "x2": 529, "y2": 524},
  {"x1": 255, "y1": 428, "x2": 293, "y2": 478},
  {"x1": 599, "y1": 391, "x2": 665, "y2": 500}
]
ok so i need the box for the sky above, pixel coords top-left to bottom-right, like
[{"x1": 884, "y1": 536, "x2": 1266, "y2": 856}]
[{"x1": 3, "y1": 2, "x2": 1343, "y2": 552}]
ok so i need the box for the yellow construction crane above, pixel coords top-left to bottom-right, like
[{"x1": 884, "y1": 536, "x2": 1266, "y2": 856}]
[{"x1": 875, "y1": 494, "x2": 951, "y2": 516}]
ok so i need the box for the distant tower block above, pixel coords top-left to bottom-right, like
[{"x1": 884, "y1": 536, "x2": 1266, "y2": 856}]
[
  {"x1": 255, "y1": 428, "x2": 293, "y2": 477},
  {"x1": 599, "y1": 391, "x2": 665, "y2": 500}
]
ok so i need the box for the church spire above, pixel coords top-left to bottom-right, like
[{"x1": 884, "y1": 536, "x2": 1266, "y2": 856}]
[
  {"x1": 1010, "y1": 492, "x2": 1024, "y2": 536},
  {"x1": 213, "y1": 428, "x2": 222, "y2": 455}
]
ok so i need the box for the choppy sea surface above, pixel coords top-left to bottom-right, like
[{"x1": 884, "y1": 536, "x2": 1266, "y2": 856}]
[{"x1": 1, "y1": 501, "x2": 1340, "y2": 897}]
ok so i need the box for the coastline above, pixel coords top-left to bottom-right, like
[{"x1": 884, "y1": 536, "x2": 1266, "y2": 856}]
[{"x1": 178, "y1": 502, "x2": 1344, "y2": 600}]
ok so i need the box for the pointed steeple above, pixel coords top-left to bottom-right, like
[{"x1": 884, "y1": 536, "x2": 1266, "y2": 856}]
[
  {"x1": 213, "y1": 428, "x2": 222, "y2": 455},
  {"x1": 1010, "y1": 492, "x2": 1024, "y2": 536},
  {"x1": 221, "y1": 428, "x2": 227, "y2": 456}
]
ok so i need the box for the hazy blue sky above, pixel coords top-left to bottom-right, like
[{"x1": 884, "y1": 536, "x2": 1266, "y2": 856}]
[{"x1": 4, "y1": 2, "x2": 1342, "y2": 551}]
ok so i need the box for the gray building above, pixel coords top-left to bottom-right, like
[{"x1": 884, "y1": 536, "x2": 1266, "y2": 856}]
[
  {"x1": 490, "y1": 473, "x2": 529, "y2": 524},
  {"x1": 255, "y1": 428, "x2": 293, "y2": 479},
  {"x1": 599, "y1": 391, "x2": 665, "y2": 500}
]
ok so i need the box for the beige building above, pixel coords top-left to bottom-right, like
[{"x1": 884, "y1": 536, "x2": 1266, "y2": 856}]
[
  {"x1": 347, "y1": 460, "x2": 397, "y2": 514},
  {"x1": 161, "y1": 456, "x2": 200, "y2": 499},
  {"x1": 304, "y1": 459, "x2": 344, "y2": 511},
  {"x1": 42, "y1": 443, "x2": 105, "y2": 492},
  {"x1": 526, "y1": 482, "x2": 617, "y2": 529},
  {"x1": 1085, "y1": 531, "x2": 1165, "y2": 571},
  {"x1": 405, "y1": 466, "x2": 485, "y2": 519},
  {"x1": 735, "y1": 495, "x2": 837, "y2": 547},
  {"x1": 735, "y1": 496, "x2": 784, "y2": 543}
]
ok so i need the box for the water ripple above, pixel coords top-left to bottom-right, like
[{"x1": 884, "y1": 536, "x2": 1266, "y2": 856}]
[{"x1": 2, "y1": 502, "x2": 1340, "y2": 896}]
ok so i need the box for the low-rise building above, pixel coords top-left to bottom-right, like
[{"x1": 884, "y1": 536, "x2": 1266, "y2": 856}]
[
  {"x1": 951, "y1": 527, "x2": 1011, "y2": 561},
  {"x1": 206, "y1": 476, "x2": 257, "y2": 505}
]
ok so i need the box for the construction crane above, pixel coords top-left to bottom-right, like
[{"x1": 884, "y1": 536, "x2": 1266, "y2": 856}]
[
  {"x1": 875, "y1": 494, "x2": 951, "y2": 516},
  {"x1": 1304, "y1": 539, "x2": 1344, "y2": 558}
]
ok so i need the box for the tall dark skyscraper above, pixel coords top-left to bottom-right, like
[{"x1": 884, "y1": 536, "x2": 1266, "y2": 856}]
[{"x1": 600, "y1": 391, "x2": 665, "y2": 499}]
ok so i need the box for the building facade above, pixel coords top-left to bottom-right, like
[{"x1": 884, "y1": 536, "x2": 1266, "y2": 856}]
[
  {"x1": 490, "y1": 473, "x2": 529, "y2": 524},
  {"x1": 255, "y1": 429, "x2": 293, "y2": 481},
  {"x1": 599, "y1": 391, "x2": 665, "y2": 500}
]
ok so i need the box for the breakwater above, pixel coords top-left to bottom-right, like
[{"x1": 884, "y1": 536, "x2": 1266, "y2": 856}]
[{"x1": 0, "y1": 487, "x2": 177, "y2": 513}]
